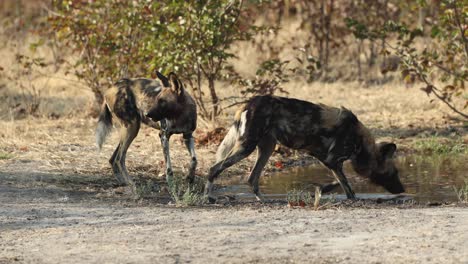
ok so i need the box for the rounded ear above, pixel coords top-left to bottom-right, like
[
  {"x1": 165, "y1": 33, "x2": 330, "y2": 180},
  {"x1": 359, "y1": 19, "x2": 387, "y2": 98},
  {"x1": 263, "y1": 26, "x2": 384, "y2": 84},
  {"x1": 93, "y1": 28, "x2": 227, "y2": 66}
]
[
  {"x1": 168, "y1": 72, "x2": 183, "y2": 96},
  {"x1": 155, "y1": 71, "x2": 170, "y2": 87},
  {"x1": 380, "y1": 143, "x2": 397, "y2": 159}
]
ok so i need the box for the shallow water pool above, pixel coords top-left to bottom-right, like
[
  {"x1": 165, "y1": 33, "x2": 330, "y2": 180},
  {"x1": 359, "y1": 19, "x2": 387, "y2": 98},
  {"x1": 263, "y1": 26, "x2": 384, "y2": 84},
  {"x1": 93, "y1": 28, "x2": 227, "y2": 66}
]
[{"x1": 217, "y1": 155, "x2": 468, "y2": 202}]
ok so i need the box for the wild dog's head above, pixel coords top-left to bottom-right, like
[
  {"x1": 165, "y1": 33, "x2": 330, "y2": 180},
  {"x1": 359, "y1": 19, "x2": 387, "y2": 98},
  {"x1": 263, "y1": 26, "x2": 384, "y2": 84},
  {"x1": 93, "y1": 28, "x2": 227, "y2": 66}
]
[
  {"x1": 370, "y1": 142, "x2": 405, "y2": 194},
  {"x1": 146, "y1": 71, "x2": 185, "y2": 121}
]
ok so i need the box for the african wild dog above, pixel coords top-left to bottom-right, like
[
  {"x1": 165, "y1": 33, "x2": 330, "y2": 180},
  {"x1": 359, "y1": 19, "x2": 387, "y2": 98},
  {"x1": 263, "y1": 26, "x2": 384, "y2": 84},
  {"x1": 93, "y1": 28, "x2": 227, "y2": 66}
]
[
  {"x1": 205, "y1": 95, "x2": 404, "y2": 201},
  {"x1": 96, "y1": 72, "x2": 197, "y2": 189}
]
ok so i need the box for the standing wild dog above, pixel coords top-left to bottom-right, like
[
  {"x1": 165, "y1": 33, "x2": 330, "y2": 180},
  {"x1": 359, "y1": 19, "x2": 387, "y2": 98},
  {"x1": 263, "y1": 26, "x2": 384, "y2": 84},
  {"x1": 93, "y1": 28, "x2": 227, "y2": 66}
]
[
  {"x1": 205, "y1": 95, "x2": 404, "y2": 201},
  {"x1": 96, "y1": 72, "x2": 197, "y2": 189}
]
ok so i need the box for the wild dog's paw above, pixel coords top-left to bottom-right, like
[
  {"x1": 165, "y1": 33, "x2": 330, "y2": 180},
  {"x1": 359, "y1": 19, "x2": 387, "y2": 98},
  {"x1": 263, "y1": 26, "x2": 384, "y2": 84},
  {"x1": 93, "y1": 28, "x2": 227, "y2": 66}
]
[
  {"x1": 186, "y1": 175, "x2": 195, "y2": 184},
  {"x1": 254, "y1": 192, "x2": 265, "y2": 203},
  {"x1": 207, "y1": 196, "x2": 217, "y2": 204}
]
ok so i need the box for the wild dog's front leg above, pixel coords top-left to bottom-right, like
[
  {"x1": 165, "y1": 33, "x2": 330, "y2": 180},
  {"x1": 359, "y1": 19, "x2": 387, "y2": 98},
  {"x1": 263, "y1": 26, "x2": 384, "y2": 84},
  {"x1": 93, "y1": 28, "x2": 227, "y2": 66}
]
[
  {"x1": 331, "y1": 164, "x2": 356, "y2": 199},
  {"x1": 159, "y1": 120, "x2": 173, "y2": 184},
  {"x1": 183, "y1": 133, "x2": 197, "y2": 183}
]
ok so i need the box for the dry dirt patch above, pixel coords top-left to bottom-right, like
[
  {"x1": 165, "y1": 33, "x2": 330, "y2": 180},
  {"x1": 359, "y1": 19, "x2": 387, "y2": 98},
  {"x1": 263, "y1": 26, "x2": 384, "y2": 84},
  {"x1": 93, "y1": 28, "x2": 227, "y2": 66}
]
[{"x1": 0, "y1": 187, "x2": 467, "y2": 264}]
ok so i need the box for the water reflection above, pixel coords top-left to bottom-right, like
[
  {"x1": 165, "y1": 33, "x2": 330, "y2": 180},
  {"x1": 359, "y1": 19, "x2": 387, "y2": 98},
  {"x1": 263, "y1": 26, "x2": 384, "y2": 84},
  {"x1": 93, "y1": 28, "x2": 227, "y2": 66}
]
[{"x1": 219, "y1": 155, "x2": 468, "y2": 202}]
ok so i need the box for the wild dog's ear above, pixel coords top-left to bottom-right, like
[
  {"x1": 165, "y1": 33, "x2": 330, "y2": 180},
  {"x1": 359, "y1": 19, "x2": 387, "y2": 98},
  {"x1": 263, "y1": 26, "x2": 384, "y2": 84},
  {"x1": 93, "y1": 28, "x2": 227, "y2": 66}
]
[
  {"x1": 168, "y1": 72, "x2": 183, "y2": 96},
  {"x1": 379, "y1": 142, "x2": 397, "y2": 159},
  {"x1": 155, "y1": 71, "x2": 170, "y2": 87}
]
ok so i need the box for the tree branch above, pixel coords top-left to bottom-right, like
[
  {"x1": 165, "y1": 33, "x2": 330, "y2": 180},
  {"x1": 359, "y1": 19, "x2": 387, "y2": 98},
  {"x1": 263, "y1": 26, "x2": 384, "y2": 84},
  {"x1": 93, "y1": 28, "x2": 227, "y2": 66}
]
[{"x1": 452, "y1": 0, "x2": 468, "y2": 59}]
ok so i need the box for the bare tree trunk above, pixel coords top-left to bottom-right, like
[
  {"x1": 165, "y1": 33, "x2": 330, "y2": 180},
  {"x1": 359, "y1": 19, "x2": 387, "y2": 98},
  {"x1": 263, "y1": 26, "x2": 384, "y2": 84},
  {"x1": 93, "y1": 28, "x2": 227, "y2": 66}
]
[
  {"x1": 357, "y1": 40, "x2": 362, "y2": 80},
  {"x1": 381, "y1": 0, "x2": 389, "y2": 72},
  {"x1": 208, "y1": 77, "x2": 218, "y2": 121},
  {"x1": 418, "y1": 5, "x2": 426, "y2": 30},
  {"x1": 368, "y1": 40, "x2": 376, "y2": 67},
  {"x1": 323, "y1": 0, "x2": 333, "y2": 78},
  {"x1": 319, "y1": 0, "x2": 325, "y2": 73}
]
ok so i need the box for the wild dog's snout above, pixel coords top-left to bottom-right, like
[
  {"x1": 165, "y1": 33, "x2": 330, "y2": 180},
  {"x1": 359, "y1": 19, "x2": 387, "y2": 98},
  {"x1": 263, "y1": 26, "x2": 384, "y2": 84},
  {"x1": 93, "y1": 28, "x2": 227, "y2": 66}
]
[
  {"x1": 146, "y1": 104, "x2": 163, "y2": 122},
  {"x1": 372, "y1": 169, "x2": 405, "y2": 194},
  {"x1": 385, "y1": 174, "x2": 405, "y2": 194}
]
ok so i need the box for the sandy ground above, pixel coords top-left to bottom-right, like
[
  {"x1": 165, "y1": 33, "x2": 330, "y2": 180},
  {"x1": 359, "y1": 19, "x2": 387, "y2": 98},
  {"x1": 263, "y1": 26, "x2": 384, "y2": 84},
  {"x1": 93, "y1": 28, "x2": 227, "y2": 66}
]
[{"x1": 0, "y1": 183, "x2": 467, "y2": 264}]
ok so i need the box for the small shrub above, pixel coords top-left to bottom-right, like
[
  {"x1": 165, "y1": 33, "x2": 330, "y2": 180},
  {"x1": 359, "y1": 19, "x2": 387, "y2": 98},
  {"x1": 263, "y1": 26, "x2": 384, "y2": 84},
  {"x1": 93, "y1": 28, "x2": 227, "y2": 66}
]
[
  {"x1": 287, "y1": 189, "x2": 302, "y2": 205},
  {"x1": 168, "y1": 175, "x2": 207, "y2": 206},
  {"x1": 287, "y1": 188, "x2": 321, "y2": 209},
  {"x1": 0, "y1": 152, "x2": 13, "y2": 160},
  {"x1": 453, "y1": 180, "x2": 468, "y2": 203}
]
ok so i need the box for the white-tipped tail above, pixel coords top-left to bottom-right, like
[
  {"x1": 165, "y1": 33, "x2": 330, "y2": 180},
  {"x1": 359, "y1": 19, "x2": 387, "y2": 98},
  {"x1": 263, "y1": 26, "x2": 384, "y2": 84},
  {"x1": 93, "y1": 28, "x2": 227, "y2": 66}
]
[
  {"x1": 216, "y1": 124, "x2": 240, "y2": 162},
  {"x1": 96, "y1": 104, "x2": 113, "y2": 150}
]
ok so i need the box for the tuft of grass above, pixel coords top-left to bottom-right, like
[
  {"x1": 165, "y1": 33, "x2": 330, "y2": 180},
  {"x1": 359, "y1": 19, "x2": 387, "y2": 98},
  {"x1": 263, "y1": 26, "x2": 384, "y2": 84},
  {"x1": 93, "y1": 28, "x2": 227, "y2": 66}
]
[
  {"x1": 286, "y1": 189, "x2": 301, "y2": 204},
  {"x1": 135, "y1": 179, "x2": 159, "y2": 199},
  {"x1": 414, "y1": 137, "x2": 467, "y2": 155},
  {"x1": 453, "y1": 180, "x2": 468, "y2": 203},
  {"x1": 0, "y1": 152, "x2": 13, "y2": 160},
  {"x1": 167, "y1": 175, "x2": 207, "y2": 206},
  {"x1": 287, "y1": 188, "x2": 321, "y2": 209}
]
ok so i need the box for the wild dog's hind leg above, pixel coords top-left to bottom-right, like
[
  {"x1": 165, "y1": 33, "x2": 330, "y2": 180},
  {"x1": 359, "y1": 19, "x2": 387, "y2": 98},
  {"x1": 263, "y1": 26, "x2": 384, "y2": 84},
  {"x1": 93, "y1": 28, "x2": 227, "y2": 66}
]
[
  {"x1": 247, "y1": 135, "x2": 276, "y2": 201},
  {"x1": 330, "y1": 164, "x2": 356, "y2": 199},
  {"x1": 205, "y1": 142, "x2": 257, "y2": 201},
  {"x1": 115, "y1": 120, "x2": 140, "y2": 190},
  {"x1": 183, "y1": 133, "x2": 197, "y2": 183},
  {"x1": 109, "y1": 143, "x2": 126, "y2": 185}
]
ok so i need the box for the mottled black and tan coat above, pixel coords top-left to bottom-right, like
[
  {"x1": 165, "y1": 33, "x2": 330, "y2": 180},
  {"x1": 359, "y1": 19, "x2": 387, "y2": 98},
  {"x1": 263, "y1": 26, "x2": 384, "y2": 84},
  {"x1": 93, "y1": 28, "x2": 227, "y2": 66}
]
[
  {"x1": 96, "y1": 72, "x2": 197, "y2": 188},
  {"x1": 206, "y1": 95, "x2": 404, "y2": 201}
]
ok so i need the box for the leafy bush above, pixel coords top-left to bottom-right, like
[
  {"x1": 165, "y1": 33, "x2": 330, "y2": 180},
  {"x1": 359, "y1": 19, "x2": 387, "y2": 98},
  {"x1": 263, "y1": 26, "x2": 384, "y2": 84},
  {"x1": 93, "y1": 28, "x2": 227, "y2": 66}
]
[
  {"x1": 49, "y1": 0, "x2": 264, "y2": 120},
  {"x1": 346, "y1": 0, "x2": 467, "y2": 118},
  {"x1": 224, "y1": 58, "x2": 292, "y2": 110}
]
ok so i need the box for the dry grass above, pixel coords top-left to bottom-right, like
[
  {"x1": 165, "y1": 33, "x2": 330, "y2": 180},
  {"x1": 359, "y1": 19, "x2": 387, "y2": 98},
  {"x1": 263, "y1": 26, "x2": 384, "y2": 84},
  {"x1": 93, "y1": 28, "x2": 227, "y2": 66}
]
[
  {"x1": 0, "y1": 34, "x2": 93, "y2": 120},
  {"x1": 453, "y1": 180, "x2": 468, "y2": 203}
]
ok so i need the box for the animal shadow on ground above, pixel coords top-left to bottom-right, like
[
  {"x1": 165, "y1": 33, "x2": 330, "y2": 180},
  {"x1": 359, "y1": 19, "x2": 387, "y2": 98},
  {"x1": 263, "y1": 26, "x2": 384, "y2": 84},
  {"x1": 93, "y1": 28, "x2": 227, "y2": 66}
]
[{"x1": 0, "y1": 170, "x2": 170, "y2": 205}]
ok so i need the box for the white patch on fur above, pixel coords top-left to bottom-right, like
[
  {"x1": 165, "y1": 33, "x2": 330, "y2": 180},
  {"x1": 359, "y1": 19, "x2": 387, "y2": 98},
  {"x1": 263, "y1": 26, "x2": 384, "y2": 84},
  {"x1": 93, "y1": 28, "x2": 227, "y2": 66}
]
[
  {"x1": 215, "y1": 125, "x2": 239, "y2": 162},
  {"x1": 255, "y1": 192, "x2": 264, "y2": 202},
  {"x1": 96, "y1": 122, "x2": 109, "y2": 150},
  {"x1": 96, "y1": 103, "x2": 113, "y2": 150},
  {"x1": 239, "y1": 110, "x2": 248, "y2": 136},
  {"x1": 205, "y1": 181, "x2": 214, "y2": 196},
  {"x1": 328, "y1": 139, "x2": 336, "y2": 152}
]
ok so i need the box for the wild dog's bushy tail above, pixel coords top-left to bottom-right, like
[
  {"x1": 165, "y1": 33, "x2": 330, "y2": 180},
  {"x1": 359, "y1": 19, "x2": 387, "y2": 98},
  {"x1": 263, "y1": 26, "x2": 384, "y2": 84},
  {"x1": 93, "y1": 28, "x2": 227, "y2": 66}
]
[
  {"x1": 96, "y1": 103, "x2": 113, "y2": 150},
  {"x1": 216, "y1": 124, "x2": 240, "y2": 162},
  {"x1": 216, "y1": 106, "x2": 248, "y2": 162}
]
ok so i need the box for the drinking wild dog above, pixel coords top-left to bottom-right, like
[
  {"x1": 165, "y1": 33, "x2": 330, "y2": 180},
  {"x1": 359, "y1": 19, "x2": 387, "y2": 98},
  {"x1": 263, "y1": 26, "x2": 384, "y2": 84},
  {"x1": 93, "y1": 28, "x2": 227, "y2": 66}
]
[
  {"x1": 96, "y1": 72, "x2": 197, "y2": 189},
  {"x1": 205, "y1": 95, "x2": 404, "y2": 201}
]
